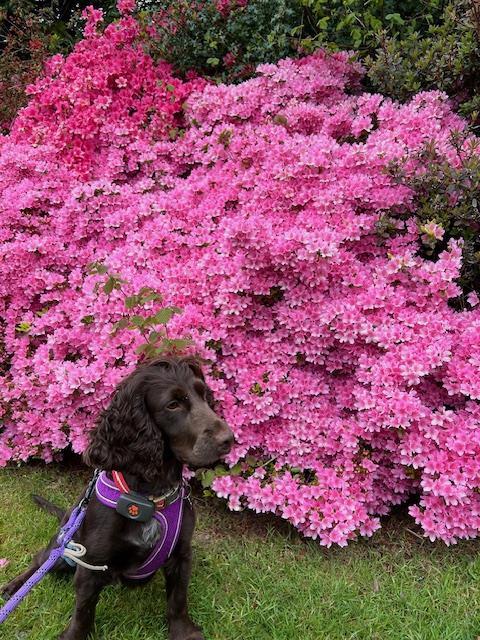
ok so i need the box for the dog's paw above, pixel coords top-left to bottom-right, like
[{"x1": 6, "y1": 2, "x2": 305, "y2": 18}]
[
  {"x1": 170, "y1": 633, "x2": 204, "y2": 640},
  {"x1": 168, "y1": 617, "x2": 204, "y2": 640},
  {"x1": 57, "y1": 630, "x2": 80, "y2": 640},
  {"x1": 1, "y1": 579, "x2": 22, "y2": 600},
  {"x1": 57, "y1": 625, "x2": 86, "y2": 640}
]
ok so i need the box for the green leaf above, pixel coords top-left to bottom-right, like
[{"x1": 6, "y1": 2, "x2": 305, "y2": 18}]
[
  {"x1": 150, "y1": 306, "x2": 182, "y2": 325},
  {"x1": 161, "y1": 337, "x2": 192, "y2": 352},
  {"x1": 103, "y1": 277, "x2": 116, "y2": 295},
  {"x1": 201, "y1": 469, "x2": 216, "y2": 488},
  {"x1": 385, "y1": 13, "x2": 405, "y2": 26},
  {"x1": 148, "y1": 330, "x2": 160, "y2": 344},
  {"x1": 214, "y1": 465, "x2": 229, "y2": 477},
  {"x1": 87, "y1": 261, "x2": 108, "y2": 275},
  {"x1": 316, "y1": 16, "x2": 329, "y2": 30},
  {"x1": 110, "y1": 317, "x2": 130, "y2": 334},
  {"x1": 130, "y1": 315, "x2": 145, "y2": 328},
  {"x1": 150, "y1": 309, "x2": 174, "y2": 325},
  {"x1": 124, "y1": 295, "x2": 140, "y2": 309},
  {"x1": 81, "y1": 315, "x2": 94, "y2": 325},
  {"x1": 16, "y1": 321, "x2": 31, "y2": 333},
  {"x1": 138, "y1": 287, "x2": 162, "y2": 304},
  {"x1": 135, "y1": 343, "x2": 149, "y2": 354},
  {"x1": 229, "y1": 463, "x2": 243, "y2": 476},
  {"x1": 206, "y1": 57, "x2": 220, "y2": 67}
]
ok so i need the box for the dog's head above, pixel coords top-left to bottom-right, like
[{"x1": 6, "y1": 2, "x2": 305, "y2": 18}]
[{"x1": 84, "y1": 356, "x2": 234, "y2": 481}]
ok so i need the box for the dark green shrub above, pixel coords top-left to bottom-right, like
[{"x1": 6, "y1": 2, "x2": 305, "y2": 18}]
[
  {"x1": 367, "y1": 1, "x2": 480, "y2": 125},
  {"x1": 297, "y1": 0, "x2": 445, "y2": 53},
  {"x1": 141, "y1": 0, "x2": 302, "y2": 82},
  {"x1": 1, "y1": 3, "x2": 52, "y2": 129}
]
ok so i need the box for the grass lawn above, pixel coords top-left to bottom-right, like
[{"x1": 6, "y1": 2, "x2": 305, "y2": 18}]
[{"x1": 1, "y1": 465, "x2": 480, "y2": 640}]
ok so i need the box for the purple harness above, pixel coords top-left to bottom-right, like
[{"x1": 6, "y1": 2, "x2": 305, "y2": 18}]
[{"x1": 95, "y1": 472, "x2": 185, "y2": 580}]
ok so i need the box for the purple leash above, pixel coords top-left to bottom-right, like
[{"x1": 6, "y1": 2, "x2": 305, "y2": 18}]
[{"x1": 0, "y1": 470, "x2": 100, "y2": 624}]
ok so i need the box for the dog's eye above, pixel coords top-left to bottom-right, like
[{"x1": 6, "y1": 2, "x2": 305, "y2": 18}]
[{"x1": 166, "y1": 401, "x2": 181, "y2": 411}]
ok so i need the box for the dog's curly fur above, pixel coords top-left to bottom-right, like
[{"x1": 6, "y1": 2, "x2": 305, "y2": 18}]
[{"x1": 1, "y1": 356, "x2": 234, "y2": 640}]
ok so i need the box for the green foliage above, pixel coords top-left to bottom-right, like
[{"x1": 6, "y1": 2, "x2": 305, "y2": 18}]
[
  {"x1": 141, "y1": 0, "x2": 302, "y2": 82},
  {"x1": 87, "y1": 262, "x2": 191, "y2": 358},
  {"x1": 296, "y1": 1, "x2": 480, "y2": 286},
  {"x1": 387, "y1": 133, "x2": 480, "y2": 301},
  {"x1": 0, "y1": 2, "x2": 57, "y2": 129},
  {"x1": 366, "y1": 1, "x2": 480, "y2": 124},
  {"x1": 298, "y1": 0, "x2": 445, "y2": 53},
  {"x1": 15, "y1": 321, "x2": 31, "y2": 333}
]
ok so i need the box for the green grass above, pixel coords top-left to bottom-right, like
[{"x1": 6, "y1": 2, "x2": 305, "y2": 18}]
[{"x1": 1, "y1": 466, "x2": 480, "y2": 639}]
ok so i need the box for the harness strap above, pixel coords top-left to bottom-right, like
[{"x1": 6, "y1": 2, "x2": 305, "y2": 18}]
[
  {"x1": 112, "y1": 470, "x2": 130, "y2": 493},
  {"x1": 95, "y1": 471, "x2": 185, "y2": 580},
  {"x1": 111, "y1": 470, "x2": 182, "y2": 510}
]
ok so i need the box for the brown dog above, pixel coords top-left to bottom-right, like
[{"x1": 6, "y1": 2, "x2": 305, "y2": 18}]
[{"x1": 1, "y1": 356, "x2": 234, "y2": 640}]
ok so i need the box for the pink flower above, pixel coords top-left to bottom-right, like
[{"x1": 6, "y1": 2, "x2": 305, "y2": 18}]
[
  {"x1": 467, "y1": 291, "x2": 479, "y2": 307},
  {"x1": 1, "y1": 21, "x2": 479, "y2": 547},
  {"x1": 117, "y1": 0, "x2": 136, "y2": 15},
  {"x1": 81, "y1": 6, "x2": 104, "y2": 38},
  {"x1": 421, "y1": 221, "x2": 445, "y2": 249},
  {"x1": 223, "y1": 52, "x2": 237, "y2": 68}
]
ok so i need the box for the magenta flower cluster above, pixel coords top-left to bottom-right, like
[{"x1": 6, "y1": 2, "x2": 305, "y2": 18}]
[{"x1": 1, "y1": 8, "x2": 479, "y2": 546}]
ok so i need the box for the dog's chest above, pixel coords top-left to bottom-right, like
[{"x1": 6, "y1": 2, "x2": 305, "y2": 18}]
[{"x1": 126, "y1": 518, "x2": 162, "y2": 548}]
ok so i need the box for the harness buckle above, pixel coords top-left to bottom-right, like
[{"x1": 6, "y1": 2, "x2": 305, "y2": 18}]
[{"x1": 154, "y1": 497, "x2": 166, "y2": 510}]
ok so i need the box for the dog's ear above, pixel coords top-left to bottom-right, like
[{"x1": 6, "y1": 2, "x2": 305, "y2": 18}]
[
  {"x1": 182, "y1": 356, "x2": 216, "y2": 409},
  {"x1": 83, "y1": 371, "x2": 163, "y2": 480}
]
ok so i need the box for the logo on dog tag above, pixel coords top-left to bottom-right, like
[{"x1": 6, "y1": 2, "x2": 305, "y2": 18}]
[{"x1": 116, "y1": 493, "x2": 155, "y2": 522}]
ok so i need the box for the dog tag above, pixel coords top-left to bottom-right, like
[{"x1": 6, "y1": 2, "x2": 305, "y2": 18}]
[{"x1": 116, "y1": 493, "x2": 155, "y2": 523}]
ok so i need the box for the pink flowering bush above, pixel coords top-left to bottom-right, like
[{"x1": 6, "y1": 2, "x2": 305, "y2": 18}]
[{"x1": 1, "y1": 7, "x2": 480, "y2": 547}]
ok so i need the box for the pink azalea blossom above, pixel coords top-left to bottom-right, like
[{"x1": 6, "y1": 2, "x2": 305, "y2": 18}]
[
  {"x1": 0, "y1": 13, "x2": 479, "y2": 547},
  {"x1": 117, "y1": 0, "x2": 136, "y2": 15}
]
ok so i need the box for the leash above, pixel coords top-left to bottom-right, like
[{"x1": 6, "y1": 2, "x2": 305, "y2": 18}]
[
  {"x1": 0, "y1": 470, "x2": 102, "y2": 624},
  {"x1": 63, "y1": 542, "x2": 108, "y2": 572}
]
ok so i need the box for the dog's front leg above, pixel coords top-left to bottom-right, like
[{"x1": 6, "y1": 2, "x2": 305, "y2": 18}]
[
  {"x1": 164, "y1": 545, "x2": 204, "y2": 640},
  {"x1": 58, "y1": 567, "x2": 110, "y2": 640}
]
